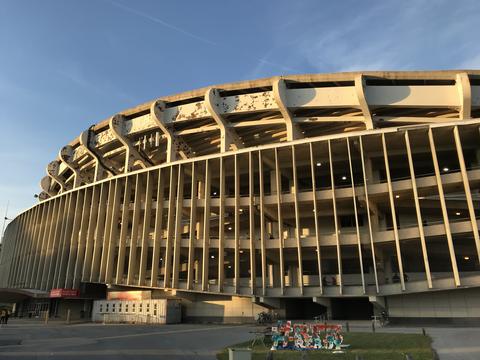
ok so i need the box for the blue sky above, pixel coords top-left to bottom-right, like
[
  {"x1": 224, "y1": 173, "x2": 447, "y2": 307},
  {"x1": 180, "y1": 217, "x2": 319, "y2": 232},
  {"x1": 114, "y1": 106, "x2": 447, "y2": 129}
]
[{"x1": 0, "y1": 0, "x2": 479, "y2": 220}]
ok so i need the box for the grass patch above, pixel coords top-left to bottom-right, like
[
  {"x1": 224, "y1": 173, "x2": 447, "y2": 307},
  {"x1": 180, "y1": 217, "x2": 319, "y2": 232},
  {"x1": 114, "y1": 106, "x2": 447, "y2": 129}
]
[{"x1": 217, "y1": 332, "x2": 435, "y2": 360}]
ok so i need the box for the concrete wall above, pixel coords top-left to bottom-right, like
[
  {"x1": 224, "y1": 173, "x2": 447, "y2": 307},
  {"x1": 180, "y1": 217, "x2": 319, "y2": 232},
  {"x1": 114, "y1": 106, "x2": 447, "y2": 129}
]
[
  {"x1": 53, "y1": 299, "x2": 90, "y2": 320},
  {"x1": 387, "y1": 287, "x2": 480, "y2": 322},
  {"x1": 180, "y1": 295, "x2": 268, "y2": 323}
]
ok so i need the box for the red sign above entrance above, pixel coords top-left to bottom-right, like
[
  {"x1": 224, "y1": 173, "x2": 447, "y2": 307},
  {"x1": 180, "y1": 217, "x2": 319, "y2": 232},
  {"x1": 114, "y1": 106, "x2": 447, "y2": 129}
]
[{"x1": 49, "y1": 288, "x2": 80, "y2": 298}]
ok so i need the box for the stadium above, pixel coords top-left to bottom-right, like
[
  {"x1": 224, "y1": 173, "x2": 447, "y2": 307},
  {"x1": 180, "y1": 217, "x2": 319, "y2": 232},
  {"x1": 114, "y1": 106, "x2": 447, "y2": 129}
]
[{"x1": 1, "y1": 70, "x2": 480, "y2": 323}]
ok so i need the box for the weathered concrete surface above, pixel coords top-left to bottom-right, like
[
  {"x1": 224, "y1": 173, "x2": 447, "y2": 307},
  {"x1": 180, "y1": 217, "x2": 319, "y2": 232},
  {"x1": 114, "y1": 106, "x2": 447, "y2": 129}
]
[
  {"x1": 1, "y1": 319, "x2": 479, "y2": 359},
  {"x1": 0, "y1": 320, "x2": 256, "y2": 359}
]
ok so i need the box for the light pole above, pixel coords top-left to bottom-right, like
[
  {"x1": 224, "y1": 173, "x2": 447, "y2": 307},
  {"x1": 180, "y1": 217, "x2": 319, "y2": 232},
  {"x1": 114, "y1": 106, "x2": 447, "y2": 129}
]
[{"x1": 1, "y1": 201, "x2": 11, "y2": 244}]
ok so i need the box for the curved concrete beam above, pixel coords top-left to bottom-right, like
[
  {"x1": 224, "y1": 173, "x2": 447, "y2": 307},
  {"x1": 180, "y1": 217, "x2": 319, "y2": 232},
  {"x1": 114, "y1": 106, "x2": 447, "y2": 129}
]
[
  {"x1": 40, "y1": 176, "x2": 55, "y2": 197},
  {"x1": 79, "y1": 129, "x2": 117, "y2": 181},
  {"x1": 150, "y1": 100, "x2": 193, "y2": 162},
  {"x1": 272, "y1": 78, "x2": 303, "y2": 141},
  {"x1": 59, "y1": 145, "x2": 84, "y2": 188},
  {"x1": 109, "y1": 114, "x2": 152, "y2": 173},
  {"x1": 456, "y1": 72, "x2": 471, "y2": 120},
  {"x1": 46, "y1": 160, "x2": 67, "y2": 193},
  {"x1": 204, "y1": 88, "x2": 244, "y2": 152},
  {"x1": 37, "y1": 192, "x2": 49, "y2": 201},
  {"x1": 354, "y1": 74, "x2": 374, "y2": 129}
]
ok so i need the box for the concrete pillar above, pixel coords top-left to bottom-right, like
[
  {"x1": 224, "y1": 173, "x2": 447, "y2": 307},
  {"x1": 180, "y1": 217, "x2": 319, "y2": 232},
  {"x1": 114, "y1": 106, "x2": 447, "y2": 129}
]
[
  {"x1": 313, "y1": 297, "x2": 332, "y2": 320},
  {"x1": 369, "y1": 296, "x2": 386, "y2": 316},
  {"x1": 194, "y1": 260, "x2": 201, "y2": 284},
  {"x1": 272, "y1": 264, "x2": 281, "y2": 288},
  {"x1": 270, "y1": 170, "x2": 277, "y2": 193}
]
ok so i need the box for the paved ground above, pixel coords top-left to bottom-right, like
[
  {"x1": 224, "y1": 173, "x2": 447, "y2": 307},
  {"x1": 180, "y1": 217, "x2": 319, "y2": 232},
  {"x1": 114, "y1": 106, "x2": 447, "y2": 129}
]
[
  {"x1": 0, "y1": 320, "x2": 256, "y2": 359},
  {"x1": 341, "y1": 321, "x2": 480, "y2": 360},
  {"x1": 0, "y1": 319, "x2": 479, "y2": 359}
]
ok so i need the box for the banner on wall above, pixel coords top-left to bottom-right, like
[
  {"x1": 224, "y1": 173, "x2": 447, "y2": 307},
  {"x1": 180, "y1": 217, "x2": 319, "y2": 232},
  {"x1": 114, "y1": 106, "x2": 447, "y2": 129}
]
[
  {"x1": 107, "y1": 291, "x2": 151, "y2": 301},
  {"x1": 49, "y1": 288, "x2": 80, "y2": 298}
]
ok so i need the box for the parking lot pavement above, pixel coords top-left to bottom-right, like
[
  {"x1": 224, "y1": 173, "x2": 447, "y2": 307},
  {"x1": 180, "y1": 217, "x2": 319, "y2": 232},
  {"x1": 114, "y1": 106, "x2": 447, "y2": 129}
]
[
  {"x1": 0, "y1": 320, "x2": 257, "y2": 359},
  {"x1": 326, "y1": 320, "x2": 480, "y2": 360},
  {"x1": 1, "y1": 319, "x2": 479, "y2": 360}
]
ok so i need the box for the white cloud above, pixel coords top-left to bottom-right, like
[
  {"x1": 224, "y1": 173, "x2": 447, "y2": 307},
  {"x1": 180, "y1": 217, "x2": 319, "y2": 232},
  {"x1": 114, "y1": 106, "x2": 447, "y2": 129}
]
[{"x1": 278, "y1": 0, "x2": 480, "y2": 72}]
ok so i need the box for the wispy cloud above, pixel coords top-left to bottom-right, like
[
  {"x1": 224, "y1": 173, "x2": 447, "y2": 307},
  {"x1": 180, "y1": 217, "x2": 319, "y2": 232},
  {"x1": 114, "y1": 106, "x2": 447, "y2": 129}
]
[
  {"x1": 103, "y1": 0, "x2": 217, "y2": 46},
  {"x1": 278, "y1": 0, "x2": 480, "y2": 72},
  {"x1": 55, "y1": 61, "x2": 137, "y2": 104},
  {"x1": 103, "y1": 0, "x2": 301, "y2": 76}
]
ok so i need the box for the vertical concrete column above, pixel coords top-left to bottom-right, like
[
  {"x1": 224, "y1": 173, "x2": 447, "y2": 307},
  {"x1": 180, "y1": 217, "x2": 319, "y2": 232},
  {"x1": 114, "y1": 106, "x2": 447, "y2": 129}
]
[
  {"x1": 47, "y1": 195, "x2": 67, "y2": 289},
  {"x1": 194, "y1": 260, "x2": 200, "y2": 285},
  {"x1": 105, "y1": 179, "x2": 124, "y2": 284},
  {"x1": 274, "y1": 148, "x2": 285, "y2": 294},
  {"x1": 151, "y1": 169, "x2": 165, "y2": 288},
  {"x1": 13, "y1": 213, "x2": 28, "y2": 287},
  {"x1": 127, "y1": 174, "x2": 144, "y2": 285},
  {"x1": 115, "y1": 177, "x2": 133, "y2": 284},
  {"x1": 90, "y1": 183, "x2": 109, "y2": 283},
  {"x1": 428, "y1": 128, "x2": 460, "y2": 286},
  {"x1": 346, "y1": 139, "x2": 366, "y2": 293},
  {"x1": 453, "y1": 126, "x2": 480, "y2": 263},
  {"x1": 172, "y1": 165, "x2": 185, "y2": 289},
  {"x1": 82, "y1": 185, "x2": 100, "y2": 282},
  {"x1": 202, "y1": 160, "x2": 212, "y2": 291},
  {"x1": 292, "y1": 145, "x2": 304, "y2": 294},
  {"x1": 248, "y1": 153, "x2": 256, "y2": 294},
  {"x1": 99, "y1": 182, "x2": 117, "y2": 283},
  {"x1": 35, "y1": 200, "x2": 55, "y2": 289},
  {"x1": 234, "y1": 155, "x2": 241, "y2": 293},
  {"x1": 64, "y1": 189, "x2": 86, "y2": 289},
  {"x1": 164, "y1": 167, "x2": 177, "y2": 288},
  {"x1": 57, "y1": 192, "x2": 78, "y2": 288},
  {"x1": 328, "y1": 140, "x2": 342, "y2": 294},
  {"x1": 22, "y1": 206, "x2": 41, "y2": 287},
  {"x1": 382, "y1": 133, "x2": 405, "y2": 291},
  {"x1": 53, "y1": 194, "x2": 72, "y2": 288},
  {"x1": 8, "y1": 214, "x2": 24, "y2": 287},
  {"x1": 11, "y1": 213, "x2": 27, "y2": 287},
  {"x1": 268, "y1": 264, "x2": 274, "y2": 288},
  {"x1": 359, "y1": 136, "x2": 379, "y2": 293},
  {"x1": 309, "y1": 143, "x2": 323, "y2": 293},
  {"x1": 218, "y1": 158, "x2": 226, "y2": 291},
  {"x1": 258, "y1": 151, "x2": 267, "y2": 296},
  {"x1": 41, "y1": 198, "x2": 61, "y2": 290},
  {"x1": 72, "y1": 188, "x2": 93, "y2": 288},
  {"x1": 404, "y1": 130, "x2": 432, "y2": 288},
  {"x1": 139, "y1": 172, "x2": 154, "y2": 286},
  {"x1": 187, "y1": 162, "x2": 198, "y2": 290}
]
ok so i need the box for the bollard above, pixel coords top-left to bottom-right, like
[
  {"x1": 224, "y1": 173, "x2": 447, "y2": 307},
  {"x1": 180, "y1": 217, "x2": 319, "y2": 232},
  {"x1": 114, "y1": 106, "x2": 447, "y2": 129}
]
[
  {"x1": 66, "y1": 309, "x2": 71, "y2": 325},
  {"x1": 371, "y1": 320, "x2": 375, "y2": 333},
  {"x1": 346, "y1": 322, "x2": 350, "y2": 332},
  {"x1": 44, "y1": 311, "x2": 49, "y2": 325},
  {"x1": 422, "y1": 328, "x2": 426, "y2": 336}
]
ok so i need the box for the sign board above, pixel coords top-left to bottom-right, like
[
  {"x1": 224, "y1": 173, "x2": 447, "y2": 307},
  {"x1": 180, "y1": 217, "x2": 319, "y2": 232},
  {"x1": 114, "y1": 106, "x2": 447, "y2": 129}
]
[
  {"x1": 107, "y1": 291, "x2": 151, "y2": 301},
  {"x1": 49, "y1": 288, "x2": 80, "y2": 298}
]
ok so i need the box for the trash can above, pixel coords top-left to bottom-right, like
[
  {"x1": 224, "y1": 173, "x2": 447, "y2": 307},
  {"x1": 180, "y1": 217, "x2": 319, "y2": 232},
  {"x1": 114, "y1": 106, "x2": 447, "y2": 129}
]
[{"x1": 228, "y1": 348, "x2": 252, "y2": 360}]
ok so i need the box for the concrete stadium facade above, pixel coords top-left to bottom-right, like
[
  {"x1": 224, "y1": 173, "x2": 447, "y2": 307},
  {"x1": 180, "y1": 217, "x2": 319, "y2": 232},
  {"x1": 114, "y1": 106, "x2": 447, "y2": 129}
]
[{"x1": 2, "y1": 70, "x2": 480, "y2": 322}]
